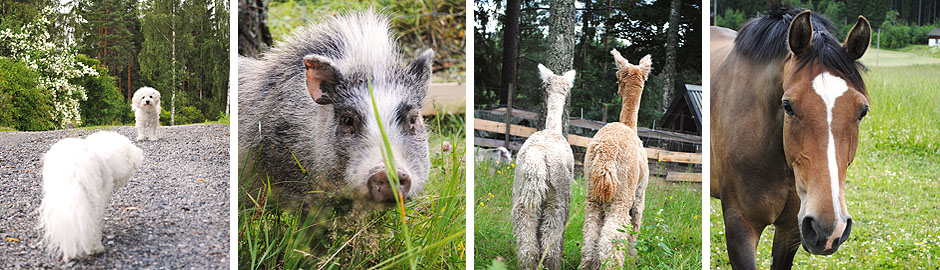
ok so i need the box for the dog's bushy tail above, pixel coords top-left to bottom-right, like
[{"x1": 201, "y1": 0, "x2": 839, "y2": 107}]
[{"x1": 38, "y1": 139, "x2": 106, "y2": 261}]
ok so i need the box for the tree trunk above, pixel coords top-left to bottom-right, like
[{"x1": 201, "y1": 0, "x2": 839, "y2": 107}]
[
  {"x1": 545, "y1": 0, "x2": 576, "y2": 135},
  {"x1": 171, "y1": 3, "x2": 177, "y2": 126},
  {"x1": 237, "y1": 0, "x2": 272, "y2": 57},
  {"x1": 662, "y1": 0, "x2": 681, "y2": 113},
  {"x1": 500, "y1": 0, "x2": 521, "y2": 105}
]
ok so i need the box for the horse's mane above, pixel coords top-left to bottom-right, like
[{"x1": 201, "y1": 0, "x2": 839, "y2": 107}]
[{"x1": 734, "y1": 5, "x2": 866, "y2": 94}]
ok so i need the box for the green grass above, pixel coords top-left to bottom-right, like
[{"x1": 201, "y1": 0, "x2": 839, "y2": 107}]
[
  {"x1": 238, "y1": 101, "x2": 466, "y2": 269},
  {"x1": 474, "y1": 161, "x2": 702, "y2": 269},
  {"x1": 860, "y1": 47, "x2": 940, "y2": 67},
  {"x1": 267, "y1": 0, "x2": 466, "y2": 83},
  {"x1": 711, "y1": 64, "x2": 940, "y2": 268}
]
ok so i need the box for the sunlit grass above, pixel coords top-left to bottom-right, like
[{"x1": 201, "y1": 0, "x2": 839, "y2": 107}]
[
  {"x1": 711, "y1": 64, "x2": 940, "y2": 268},
  {"x1": 474, "y1": 159, "x2": 702, "y2": 269}
]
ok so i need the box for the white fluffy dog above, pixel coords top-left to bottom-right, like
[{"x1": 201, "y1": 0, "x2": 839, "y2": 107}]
[
  {"x1": 38, "y1": 131, "x2": 144, "y2": 261},
  {"x1": 132, "y1": 87, "x2": 161, "y2": 141}
]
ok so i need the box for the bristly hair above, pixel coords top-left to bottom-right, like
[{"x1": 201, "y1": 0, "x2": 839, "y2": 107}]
[{"x1": 734, "y1": 4, "x2": 866, "y2": 94}]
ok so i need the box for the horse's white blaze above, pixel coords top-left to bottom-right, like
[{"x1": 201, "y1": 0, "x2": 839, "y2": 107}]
[{"x1": 811, "y1": 72, "x2": 849, "y2": 247}]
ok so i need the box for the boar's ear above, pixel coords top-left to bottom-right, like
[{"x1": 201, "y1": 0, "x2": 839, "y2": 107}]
[
  {"x1": 304, "y1": 55, "x2": 340, "y2": 104},
  {"x1": 407, "y1": 49, "x2": 434, "y2": 97}
]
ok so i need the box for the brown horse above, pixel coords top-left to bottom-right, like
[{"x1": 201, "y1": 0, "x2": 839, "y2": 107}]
[{"x1": 711, "y1": 7, "x2": 871, "y2": 269}]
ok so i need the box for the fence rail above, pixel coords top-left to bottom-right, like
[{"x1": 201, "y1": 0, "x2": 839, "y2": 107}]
[{"x1": 473, "y1": 118, "x2": 703, "y2": 165}]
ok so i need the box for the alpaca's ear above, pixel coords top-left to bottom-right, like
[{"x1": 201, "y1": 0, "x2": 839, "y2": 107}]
[
  {"x1": 304, "y1": 54, "x2": 341, "y2": 104},
  {"x1": 638, "y1": 54, "x2": 653, "y2": 72},
  {"x1": 611, "y1": 49, "x2": 629, "y2": 70},
  {"x1": 562, "y1": 70, "x2": 576, "y2": 84},
  {"x1": 537, "y1": 64, "x2": 554, "y2": 81}
]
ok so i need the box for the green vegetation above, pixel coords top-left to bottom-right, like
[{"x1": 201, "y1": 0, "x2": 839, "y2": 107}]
[
  {"x1": 714, "y1": 0, "x2": 940, "y2": 50},
  {"x1": 266, "y1": 0, "x2": 466, "y2": 83},
  {"x1": 0, "y1": 0, "x2": 229, "y2": 131},
  {"x1": 474, "y1": 161, "x2": 702, "y2": 269},
  {"x1": 711, "y1": 64, "x2": 940, "y2": 268},
  {"x1": 0, "y1": 57, "x2": 55, "y2": 131}
]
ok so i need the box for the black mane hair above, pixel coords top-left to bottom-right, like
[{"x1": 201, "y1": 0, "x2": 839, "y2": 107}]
[{"x1": 734, "y1": 5, "x2": 866, "y2": 94}]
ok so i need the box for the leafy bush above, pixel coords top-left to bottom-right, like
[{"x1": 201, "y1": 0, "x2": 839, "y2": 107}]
[
  {"x1": 74, "y1": 55, "x2": 130, "y2": 126},
  {"x1": 159, "y1": 107, "x2": 171, "y2": 126},
  {"x1": 0, "y1": 57, "x2": 56, "y2": 131},
  {"x1": 179, "y1": 106, "x2": 206, "y2": 124},
  {"x1": 716, "y1": 8, "x2": 747, "y2": 30}
]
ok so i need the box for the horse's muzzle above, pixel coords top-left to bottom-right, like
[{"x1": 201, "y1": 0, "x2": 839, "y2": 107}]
[{"x1": 800, "y1": 216, "x2": 853, "y2": 255}]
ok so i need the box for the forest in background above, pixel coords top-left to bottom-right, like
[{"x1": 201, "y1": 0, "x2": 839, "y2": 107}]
[
  {"x1": 714, "y1": 0, "x2": 940, "y2": 49},
  {"x1": 474, "y1": 0, "x2": 702, "y2": 129},
  {"x1": 0, "y1": 0, "x2": 229, "y2": 131}
]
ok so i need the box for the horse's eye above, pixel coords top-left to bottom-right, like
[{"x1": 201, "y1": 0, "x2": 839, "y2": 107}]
[
  {"x1": 782, "y1": 100, "x2": 795, "y2": 116},
  {"x1": 858, "y1": 105, "x2": 869, "y2": 121}
]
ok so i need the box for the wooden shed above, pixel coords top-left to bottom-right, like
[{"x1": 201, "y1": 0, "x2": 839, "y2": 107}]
[{"x1": 659, "y1": 84, "x2": 702, "y2": 136}]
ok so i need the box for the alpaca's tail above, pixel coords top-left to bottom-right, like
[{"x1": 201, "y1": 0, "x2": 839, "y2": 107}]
[
  {"x1": 514, "y1": 152, "x2": 549, "y2": 209},
  {"x1": 39, "y1": 139, "x2": 105, "y2": 261},
  {"x1": 589, "y1": 154, "x2": 619, "y2": 203}
]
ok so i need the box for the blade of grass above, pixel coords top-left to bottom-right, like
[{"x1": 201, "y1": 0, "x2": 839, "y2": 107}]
[{"x1": 367, "y1": 78, "x2": 416, "y2": 270}]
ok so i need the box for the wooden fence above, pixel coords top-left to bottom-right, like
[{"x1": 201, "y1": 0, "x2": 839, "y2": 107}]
[{"x1": 474, "y1": 118, "x2": 702, "y2": 182}]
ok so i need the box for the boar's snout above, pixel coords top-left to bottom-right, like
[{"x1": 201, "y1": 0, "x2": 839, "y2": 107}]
[{"x1": 367, "y1": 170, "x2": 412, "y2": 203}]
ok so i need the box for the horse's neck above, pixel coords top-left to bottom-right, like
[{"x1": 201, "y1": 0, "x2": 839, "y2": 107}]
[
  {"x1": 544, "y1": 93, "x2": 566, "y2": 134},
  {"x1": 618, "y1": 84, "x2": 643, "y2": 129}
]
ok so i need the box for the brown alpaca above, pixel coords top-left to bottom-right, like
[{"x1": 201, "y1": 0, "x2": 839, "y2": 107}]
[{"x1": 579, "y1": 50, "x2": 652, "y2": 270}]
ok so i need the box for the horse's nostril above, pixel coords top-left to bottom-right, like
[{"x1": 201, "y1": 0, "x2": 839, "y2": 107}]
[
  {"x1": 840, "y1": 218, "x2": 854, "y2": 243},
  {"x1": 801, "y1": 217, "x2": 819, "y2": 243}
]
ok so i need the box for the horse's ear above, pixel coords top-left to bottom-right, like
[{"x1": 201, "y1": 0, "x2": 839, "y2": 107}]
[
  {"x1": 843, "y1": 16, "x2": 871, "y2": 61},
  {"x1": 304, "y1": 55, "x2": 341, "y2": 105},
  {"x1": 788, "y1": 10, "x2": 814, "y2": 57}
]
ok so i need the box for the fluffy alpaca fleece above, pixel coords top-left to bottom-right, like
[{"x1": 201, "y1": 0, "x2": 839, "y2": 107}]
[
  {"x1": 132, "y1": 87, "x2": 161, "y2": 141},
  {"x1": 579, "y1": 50, "x2": 652, "y2": 270},
  {"x1": 38, "y1": 131, "x2": 144, "y2": 261},
  {"x1": 511, "y1": 64, "x2": 576, "y2": 270}
]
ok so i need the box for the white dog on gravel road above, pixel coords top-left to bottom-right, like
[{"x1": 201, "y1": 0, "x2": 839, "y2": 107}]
[
  {"x1": 38, "y1": 131, "x2": 143, "y2": 261},
  {"x1": 132, "y1": 87, "x2": 161, "y2": 141}
]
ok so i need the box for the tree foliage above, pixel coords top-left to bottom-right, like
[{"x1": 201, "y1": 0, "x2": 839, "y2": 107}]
[
  {"x1": 474, "y1": 0, "x2": 702, "y2": 128},
  {"x1": 713, "y1": 0, "x2": 940, "y2": 49},
  {"x1": 0, "y1": 0, "x2": 228, "y2": 130}
]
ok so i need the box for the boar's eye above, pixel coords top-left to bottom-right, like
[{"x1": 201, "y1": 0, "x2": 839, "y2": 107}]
[{"x1": 341, "y1": 116, "x2": 355, "y2": 127}]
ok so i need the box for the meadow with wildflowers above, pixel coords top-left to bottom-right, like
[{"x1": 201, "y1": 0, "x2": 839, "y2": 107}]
[
  {"x1": 474, "y1": 157, "x2": 702, "y2": 269},
  {"x1": 711, "y1": 62, "x2": 940, "y2": 268}
]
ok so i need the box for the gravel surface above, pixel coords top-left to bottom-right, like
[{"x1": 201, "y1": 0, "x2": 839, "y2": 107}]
[{"x1": 0, "y1": 124, "x2": 230, "y2": 269}]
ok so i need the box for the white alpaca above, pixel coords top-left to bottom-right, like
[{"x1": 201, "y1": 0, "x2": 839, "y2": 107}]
[
  {"x1": 579, "y1": 50, "x2": 652, "y2": 270},
  {"x1": 511, "y1": 64, "x2": 576, "y2": 270},
  {"x1": 38, "y1": 131, "x2": 143, "y2": 261},
  {"x1": 132, "y1": 87, "x2": 161, "y2": 141}
]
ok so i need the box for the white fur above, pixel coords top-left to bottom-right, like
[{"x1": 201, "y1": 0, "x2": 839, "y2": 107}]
[
  {"x1": 512, "y1": 65, "x2": 576, "y2": 270},
  {"x1": 811, "y1": 72, "x2": 850, "y2": 245},
  {"x1": 132, "y1": 87, "x2": 161, "y2": 141},
  {"x1": 38, "y1": 132, "x2": 144, "y2": 261}
]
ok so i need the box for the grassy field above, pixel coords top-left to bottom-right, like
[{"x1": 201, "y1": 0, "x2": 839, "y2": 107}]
[
  {"x1": 475, "y1": 161, "x2": 702, "y2": 269},
  {"x1": 710, "y1": 63, "x2": 940, "y2": 268},
  {"x1": 238, "y1": 111, "x2": 466, "y2": 269}
]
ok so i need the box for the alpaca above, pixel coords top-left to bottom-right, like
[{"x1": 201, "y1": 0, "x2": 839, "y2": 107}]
[
  {"x1": 511, "y1": 64, "x2": 576, "y2": 270},
  {"x1": 579, "y1": 50, "x2": 652, "y2": 270}
]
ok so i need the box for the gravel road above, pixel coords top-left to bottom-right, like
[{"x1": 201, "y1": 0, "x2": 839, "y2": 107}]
[{"x1": 0, "y1": 124, "x2": 230, "y2": 269}]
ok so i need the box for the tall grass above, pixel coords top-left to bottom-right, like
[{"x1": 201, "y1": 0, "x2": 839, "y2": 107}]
[
  {"x1": 711, "y1": 64, "x2": 940, "y2": 268},
  {"x1": 237, "y1": 83, "x2": 466, "y2": 269},
  {"x1": 474, "y1": 159, "x2": 702, "y2": 269}
]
